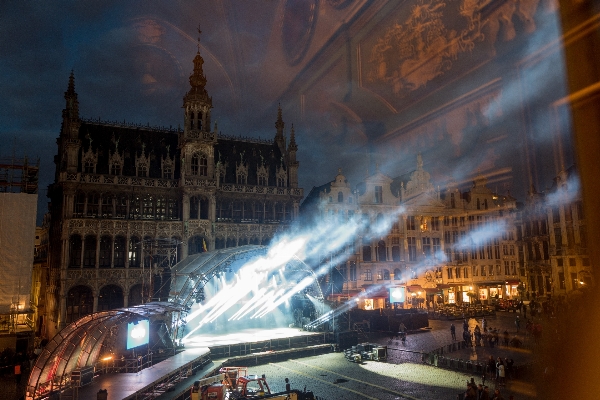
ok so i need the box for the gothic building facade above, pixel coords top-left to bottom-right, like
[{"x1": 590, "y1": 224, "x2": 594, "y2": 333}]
[
  {"x1": 46, "y1": 48, "x2": 302, "y2": 336},
  {"x1": 518, "y1": 165, "x2": 592, "y2": 299},
  {"x1": 302, "y1": 156, "x2": 521, "y2": 309}
]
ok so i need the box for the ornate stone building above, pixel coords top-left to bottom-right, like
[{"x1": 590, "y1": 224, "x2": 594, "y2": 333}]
[
  {"x1": 518, "y1": 165, "x2": 592, "y2": 299},
  {"x1": 302, "y1": 156, "x2": 521, "y2": 309},
  {"x1": 46, "y1": 47, "x2": 302, "y2": 336}
]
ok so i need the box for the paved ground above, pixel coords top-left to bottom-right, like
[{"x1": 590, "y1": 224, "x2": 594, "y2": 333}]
[
  {"x1": 237, "y1": 311, "x2": 536, "y2": 400},
  {"x1": 2, "y1": 311, "x2": 535, "y2": 400}
]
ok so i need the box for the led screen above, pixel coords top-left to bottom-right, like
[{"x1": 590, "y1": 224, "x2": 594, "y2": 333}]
[
  {"x1": 389, "y1": 287, "x2": 405, "y2": 303},
  {"x1": 126, "y1": 320, "x2": 149, "y2": 349}
]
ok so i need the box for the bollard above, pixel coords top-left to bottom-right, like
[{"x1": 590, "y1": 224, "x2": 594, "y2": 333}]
[
  {"x1": 466, "y1": 361, "x2": 472, "y2": 371},
  {"x1": 457, "y1": 359, "x2": 464, "y2": 370}
]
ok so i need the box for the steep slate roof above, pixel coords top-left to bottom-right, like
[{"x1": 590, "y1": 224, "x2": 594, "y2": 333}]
[{"x1": 76, "y1": 119, "x2": 285, "y2": 185}]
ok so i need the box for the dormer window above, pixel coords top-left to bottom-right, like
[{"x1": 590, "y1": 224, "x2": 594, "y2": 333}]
[
  {"x1": 111, "y1": 163, "x2": 121, "y2": 175},
  {"x1": 338, "y1": 192, "x2": 343, "y2": 203},
  {"x1": 138, "y1": 163, "x2": 148, "y2": 177},
  {"x1": 237, "y1": 171, "x2": 247, "y2": 184},
  {"x1": 163, "y1": 165, "x2": 172, "y2": 179},
  {"x1": 374, "y1": 186, "x2": 383, "y2": 203},
  {"x1": 84, "y1": 160, "x2": 94, "y2": 174}
]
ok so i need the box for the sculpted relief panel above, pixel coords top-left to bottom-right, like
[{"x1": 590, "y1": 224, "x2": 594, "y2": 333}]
[{"x1": 362, "y1": 0, "x2": 542, "y2": 108}]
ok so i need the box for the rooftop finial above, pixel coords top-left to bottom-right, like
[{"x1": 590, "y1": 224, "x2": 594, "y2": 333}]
[{"x1": 197, "y1": 23, "x2": 202, "y2": 52}]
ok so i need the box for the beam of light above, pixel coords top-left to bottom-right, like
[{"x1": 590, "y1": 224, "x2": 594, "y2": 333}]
[
  {"x1": 254, "y1": 276, "x2": 315, "y2": 318},
  {"x1": 228, "y1": 287, "x2": 268, "y2": 320}
]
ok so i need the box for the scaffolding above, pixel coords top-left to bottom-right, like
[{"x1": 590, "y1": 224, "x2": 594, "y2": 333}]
[{"x1": 0, "y1": 156, "x2": 40, "y2": 194}]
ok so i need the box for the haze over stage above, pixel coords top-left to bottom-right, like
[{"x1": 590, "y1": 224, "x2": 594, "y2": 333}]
[{"x1": 182, "y1": 327, "x2": 318, "y2": 347}]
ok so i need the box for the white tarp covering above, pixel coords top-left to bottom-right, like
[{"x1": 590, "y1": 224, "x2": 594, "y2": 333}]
[{"x1": 0, "y1": 193, "x2": 37, "y2": 314}]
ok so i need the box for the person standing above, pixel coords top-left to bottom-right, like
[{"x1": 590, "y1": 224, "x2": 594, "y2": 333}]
[
  {"x1": 284, "y1": 377, "x2": 291, "y2": 392},
  {"x1": 497, "y1": 359, "x2": 506, "y2": 386},
  {"x1": 515, "y1": 315, "x2": 520, "y2": 333},
  {"x1": 450, "y1": 323, "x2": 456, "y2": 340}
]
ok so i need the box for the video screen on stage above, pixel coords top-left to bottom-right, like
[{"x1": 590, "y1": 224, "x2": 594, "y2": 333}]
[
  {"x1": 389, "y1": 287, "x2": 405, "y2": 303},
  {"x1": 126, "y1": 320, "x2": 150, "y2": 349}
]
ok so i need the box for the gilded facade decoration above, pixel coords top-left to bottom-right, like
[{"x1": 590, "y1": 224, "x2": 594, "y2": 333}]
[{"x1": 365, "y1": 0, "x2": 540, "y2": 103}]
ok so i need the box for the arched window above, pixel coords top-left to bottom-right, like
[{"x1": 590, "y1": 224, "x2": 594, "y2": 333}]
[
  {"x1": 114, "y1": 236, "x2": 126, "y2": 267},
  {"x1": 99, "y1": 236, "x2": 112, "y2": 268},
  {"x1": 66, "y1": 285, "x2": 93, "y2": 323},
  {"x1": 394, "y1": 268, "x2": 402, "y2": 281},
  {"x1": 200, "y1": 197, "x2": 209, "y2": 219},
  {"x1": 191, "y1": 154, "x2": 208, "y2": 176},
  {"x1": 87, "y1": 193, "x2": 99, "y2": 217},
  {"x1": 97, "y1": 285, "x2": 124, "y2": 311},
  {"x1": 69, "y1": 234, "x2": 82, "y2": 267},
  {"x1": 378, "y1": 240, "x2": 387, "y2": 261},
  {"x1": 190, "y1": 196, "x2": 199, "y2": 219},
  {"x1": 84, "y1": 159, "x2": 94, "y2": 174},
  {"x1": 383, "y1": 269, "x2": 390, "y2": 280},
  {"x1": 215, "y1": 238, "x2": 225, "y2": 249},
  {"x1": 226, "y1": 238, "x2": 236, "y2": 248},
  {"x1": 191, "y1": 154, "x2": 199, "y2": 175},
  {"x1": 199, "y1": 154, "x2": 208, "y2": 176},
  {"x1": 83, "y1": 235, "x2": 97, "y2": 267},
  {"x1": 142, "y1": 195, "x2": 154, "y2": 219},
  {"x1": 138, "y1": 163, "x2": 148, "y2": 177},
  {"x1": 156, "y1": 196, "x2": 166, "y2": 219},
  {"x1": 188, "y1": 236, "x2": 206, "y2": 255},
  {"x1": 101, "y1": 194, "x2": 113, "y2": 218},
  {"x1": 392, "y1": 245, "x2": 401, "y2": 262},
  {"x1": 362, "y1": 238, "x2": 372, "y2": 262},
  {"x1": 128, "y1": 284, "x2": 144, "y2": 307},
  {"x1": 338, "y1": 192, "x2": 343, "y2": 203},
  {"x1": 116, "y1": 195, "x2": 127, "y2": 218},
  {"x1": 110, "y1": 163, "x2": 121, "y2": 175},
  {"x1": 190, "y1": 111, "x2": 195, "y2": 129},
  {"x1": 167, "y1": 197, "x2": 179, "y2": 220},
  {"x1": 74, "y1": 192, "x2": 85, "y2": 217},
  {"x1": 129, "y1": 237, "x2": 141, "y2": 268}
]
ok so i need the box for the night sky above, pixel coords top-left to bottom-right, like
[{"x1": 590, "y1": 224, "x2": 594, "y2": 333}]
[{"x1": 0, "y1": 1, "x2": 577, "y2": 224}]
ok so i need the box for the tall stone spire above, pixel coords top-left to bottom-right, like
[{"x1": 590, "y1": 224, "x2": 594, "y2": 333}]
[
  {"x1": 60, "y1": 71, "x2": 82, "y2": 173},
  {"x1": 274, "y1": 103, "x2": 286, "y2": 154},
  {"x1": 63, "y1": 71, "x2": 79, "y2": 121},
  {"x1": 288, "y1": 123, "x2": 297, "y2": 152},
  {"x1": 183, "y1": 24, "x2": 213, "y2": 138},
  {"x1": 185, "y1": 25, "x2": 211, "y2": 105}
]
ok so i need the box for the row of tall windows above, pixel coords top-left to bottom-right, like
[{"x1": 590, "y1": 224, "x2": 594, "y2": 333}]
[
  {"x1": 68, "y1": 234, "x2": 178, "y2": 268},
  {"x1": 73, "y1": 192, "x2": 179, "y2": 220},
  {"x1": 216, "y1": 200, "x2": 292, "y2": 222}
]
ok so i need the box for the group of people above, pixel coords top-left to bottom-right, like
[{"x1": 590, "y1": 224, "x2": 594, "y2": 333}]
[
  {"x1": 464, "y1": 378, "x2": 513, "y2": 400},
  {"x1": 487, "y1": 355, "x2": 514, "y2": 384},
  {"x1": 451, "y1": 319, "x2": 521, "y2": 349}
]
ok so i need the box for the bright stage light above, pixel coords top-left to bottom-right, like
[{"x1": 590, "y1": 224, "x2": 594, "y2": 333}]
[{"x1": 126, "y1": 320, "x2": 149, "y2": 349}]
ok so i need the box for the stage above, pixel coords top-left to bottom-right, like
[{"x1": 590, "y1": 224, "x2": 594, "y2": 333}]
[{"x1": 72, "y1": 328, "x2": 330, "y2": 400}]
